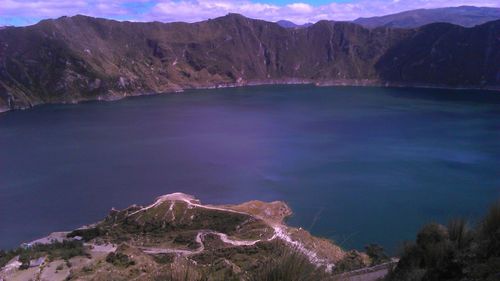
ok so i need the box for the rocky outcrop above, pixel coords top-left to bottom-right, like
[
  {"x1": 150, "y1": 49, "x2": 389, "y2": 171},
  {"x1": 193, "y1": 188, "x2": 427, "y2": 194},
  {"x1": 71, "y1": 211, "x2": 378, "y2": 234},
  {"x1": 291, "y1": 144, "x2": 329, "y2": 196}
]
[
  {"x1": 0, "y1": 193, "x2": 362, "y2": 280},
  {"x1": 0, "y1": 14, "x2": 498, "y2": 112}
]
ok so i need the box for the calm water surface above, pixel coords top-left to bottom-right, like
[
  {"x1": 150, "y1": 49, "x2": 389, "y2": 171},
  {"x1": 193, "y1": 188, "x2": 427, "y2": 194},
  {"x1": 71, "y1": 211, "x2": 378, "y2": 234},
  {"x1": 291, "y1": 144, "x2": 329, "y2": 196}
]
[{"x1": 1, "y1": 85, "x2": 499, "y2": 253}]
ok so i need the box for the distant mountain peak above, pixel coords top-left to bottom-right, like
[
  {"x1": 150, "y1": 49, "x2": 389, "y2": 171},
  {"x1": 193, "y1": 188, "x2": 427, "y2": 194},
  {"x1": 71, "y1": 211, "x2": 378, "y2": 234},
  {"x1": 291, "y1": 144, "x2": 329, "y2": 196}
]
[
  {"x1": 218, "y1": 13, "x2": 248, "y2": 21},
  {"x1": 276, "y1": 20, "x2": 313, "y2": 29},
  {"x1": 354, "y1": 6, "x2": 500, "y2": 28}
]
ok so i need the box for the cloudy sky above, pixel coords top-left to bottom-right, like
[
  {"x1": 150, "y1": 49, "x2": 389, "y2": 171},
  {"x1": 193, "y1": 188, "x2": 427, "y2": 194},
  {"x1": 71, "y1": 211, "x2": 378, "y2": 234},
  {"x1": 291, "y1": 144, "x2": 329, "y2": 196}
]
[{"x1": 1, "y1": 0, "x2": 499, "y2": 26}]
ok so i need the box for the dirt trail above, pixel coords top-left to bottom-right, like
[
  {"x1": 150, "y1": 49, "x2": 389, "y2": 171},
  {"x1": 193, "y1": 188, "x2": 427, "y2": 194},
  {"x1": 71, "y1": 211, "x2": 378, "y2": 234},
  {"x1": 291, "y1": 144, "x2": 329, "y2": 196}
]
[
  {"x1": 140, "y1": 229, "x2": 271, "y2": 255},
  {"x1": 131, "y1": 193, "x2": 335, "y2": 270}
]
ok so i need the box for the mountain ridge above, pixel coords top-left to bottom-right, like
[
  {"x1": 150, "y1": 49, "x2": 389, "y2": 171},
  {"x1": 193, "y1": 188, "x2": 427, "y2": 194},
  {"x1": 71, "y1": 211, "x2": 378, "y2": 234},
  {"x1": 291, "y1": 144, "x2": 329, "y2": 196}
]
[
  {"x1": 0, "y1": 13, "x2": 499, "y2": 113},
  {"x1": 354, "y1": 6, "x2": 500, "y2": 28}
]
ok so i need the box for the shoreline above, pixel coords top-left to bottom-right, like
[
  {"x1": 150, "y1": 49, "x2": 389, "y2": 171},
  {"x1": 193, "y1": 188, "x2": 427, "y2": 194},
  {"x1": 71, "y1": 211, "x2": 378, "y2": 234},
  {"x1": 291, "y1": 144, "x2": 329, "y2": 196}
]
[{"x1": 1, "y1": 79, "x2": 499, "y2": 115}]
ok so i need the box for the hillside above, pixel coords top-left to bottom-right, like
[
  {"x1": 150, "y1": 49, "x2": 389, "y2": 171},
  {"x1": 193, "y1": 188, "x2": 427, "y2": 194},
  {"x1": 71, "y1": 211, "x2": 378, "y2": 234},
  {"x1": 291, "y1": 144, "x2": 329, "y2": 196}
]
[
  {"x1": 0, "y1": 193, "x2": 376, "y2": 280},
  {"x1": 0, "y1": 14, "x2": 499, "y2": 112},
  {"x1": 354, "y1": 6, "x2": 500, "y2": 28}
]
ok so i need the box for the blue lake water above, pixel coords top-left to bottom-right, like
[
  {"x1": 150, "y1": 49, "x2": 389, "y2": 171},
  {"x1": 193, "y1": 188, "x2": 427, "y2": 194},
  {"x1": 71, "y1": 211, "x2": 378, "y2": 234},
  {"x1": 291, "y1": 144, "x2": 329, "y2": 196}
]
[{"x1": 1, "y1": 85, "x2": 499, "y2": 254}]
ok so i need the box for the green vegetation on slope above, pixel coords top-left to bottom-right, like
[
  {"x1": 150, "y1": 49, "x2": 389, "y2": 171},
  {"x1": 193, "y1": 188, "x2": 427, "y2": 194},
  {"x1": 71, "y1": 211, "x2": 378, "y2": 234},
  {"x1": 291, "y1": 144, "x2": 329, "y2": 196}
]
[
  {"x1": 252, "y1": 246, "x2": 330, "y2": 281},
  {"x1": 386, "y1": 201, "x2": 500, "y2": 281},
  {"x1": 1, "y1": 14, "x2": 499, "y2": 111},
  {"x1": 0, "y1": 240, "x2": 86, "y2": 269},
  {"x1": 1, "y1": 195, "x2": 366, "y2": 280}
]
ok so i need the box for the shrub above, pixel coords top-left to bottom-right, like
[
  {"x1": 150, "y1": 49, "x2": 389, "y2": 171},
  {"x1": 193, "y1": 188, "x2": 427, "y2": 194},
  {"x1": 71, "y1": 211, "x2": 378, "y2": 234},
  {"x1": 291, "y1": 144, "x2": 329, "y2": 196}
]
[
  {"x1": 447, "y1": 218, "x2": 471, "y2": 250},
  {"x1": 334, "y1": 250, "x2": 365, "y2": 273},
  {"x1": 478, "y1": 201, "x2": 500, "y2": 257},
  {"x1": 251, "y1": 246, "x2": 329, "y2": 281},
  {"x1": 386, "y1": 200, "x2": 500, "y2": 281},
  {"x1": 67, "y1": 227, "x2": 103, "y2": 242},
  {"x1": 416, "y1": 223, "x2": 448, "y2": 248},
  {"x1": 105, "y1": 252, "x2": 135, "y2": 268},
  {"x1": 0, "y1": 249, "x2": 21, "y2": 268},
  {"x1": 152, "y1": 261, "x2": 209, "y2": 281},
  {"x1": 0, "y1": 240, "x2": 85, "y2": 270},
  {"x1": 153, "y1": 253, "x2": 175, "y2": 264},
  {"x1": 365, "y1": 244, "x2": 389, "y2": 265}
]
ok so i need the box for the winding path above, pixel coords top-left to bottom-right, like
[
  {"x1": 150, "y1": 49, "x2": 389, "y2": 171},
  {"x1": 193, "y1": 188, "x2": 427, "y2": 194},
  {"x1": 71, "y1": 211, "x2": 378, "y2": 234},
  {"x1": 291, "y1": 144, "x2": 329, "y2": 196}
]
[
  {"x1": 140, "y1": 229, "x2": 268, "y2": 255},
  {"x1": 131, "y1": 193, "x2": 335, "y2": 271}
]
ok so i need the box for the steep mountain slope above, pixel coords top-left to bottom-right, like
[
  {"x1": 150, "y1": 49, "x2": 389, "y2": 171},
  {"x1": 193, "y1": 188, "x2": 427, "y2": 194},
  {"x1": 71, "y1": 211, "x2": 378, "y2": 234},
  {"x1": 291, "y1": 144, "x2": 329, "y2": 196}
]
[
  {"x1": 354, "y1": 6, "x2": 500, "y2": 28},
  {"x1": 376, "y1": 21, "x2": 500, "y2": 86},
  {"x1": 0, "y1": 14, "x2": 498, "y2": 112}
]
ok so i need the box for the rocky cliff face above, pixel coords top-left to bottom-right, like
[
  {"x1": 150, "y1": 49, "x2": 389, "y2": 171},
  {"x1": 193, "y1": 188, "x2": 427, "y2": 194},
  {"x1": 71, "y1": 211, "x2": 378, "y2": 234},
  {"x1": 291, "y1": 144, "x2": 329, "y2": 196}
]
[
  {"x1": 0, "y1": 14, "x2": 498, "y2": 112},
  {"x1": 376, "y1": 21, "x2": 500, "y2": 87}
]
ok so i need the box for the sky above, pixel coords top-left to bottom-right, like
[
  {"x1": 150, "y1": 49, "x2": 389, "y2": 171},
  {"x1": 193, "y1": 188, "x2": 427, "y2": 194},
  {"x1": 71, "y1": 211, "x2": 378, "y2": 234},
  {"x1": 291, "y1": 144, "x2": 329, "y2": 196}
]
[{"x1": 0, "y1": 0, "x2": 499, "y2": 26}]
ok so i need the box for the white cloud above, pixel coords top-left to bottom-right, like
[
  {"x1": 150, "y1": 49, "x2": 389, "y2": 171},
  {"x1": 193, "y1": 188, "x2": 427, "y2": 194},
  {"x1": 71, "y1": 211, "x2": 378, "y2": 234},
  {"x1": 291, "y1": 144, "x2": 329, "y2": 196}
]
[
  {"x1": 144, "y1": 0, "x2": 349, "y2": 24},
  {"x1": 145, "y1": 0, "x2": 500, "y2": 23},
  {"x1": 1, "y1": 0, "x2": 499, "y2": 26},
  {"x1": 325, "y1": 0, "x2": 500, "y2": 20},
  {"x1": 0, "y1": 0, "x2": 136, "y2": 19},
  {"x1": 286, "y1": 3, "x2": 314, "y2": 13},
  {"x1": 148, "y1": 1, "x2": 282, "y2": 22}
]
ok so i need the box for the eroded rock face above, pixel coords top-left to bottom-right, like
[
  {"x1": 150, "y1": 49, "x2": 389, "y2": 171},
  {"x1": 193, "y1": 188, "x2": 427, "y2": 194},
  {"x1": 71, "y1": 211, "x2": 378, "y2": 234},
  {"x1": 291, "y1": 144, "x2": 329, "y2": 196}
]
[
  {"x1": 0, "y1": 14, "x2": 498, "y2": 112},
  {"x1": 1, "y1": 193, "x2": 360, "y2": 280}
]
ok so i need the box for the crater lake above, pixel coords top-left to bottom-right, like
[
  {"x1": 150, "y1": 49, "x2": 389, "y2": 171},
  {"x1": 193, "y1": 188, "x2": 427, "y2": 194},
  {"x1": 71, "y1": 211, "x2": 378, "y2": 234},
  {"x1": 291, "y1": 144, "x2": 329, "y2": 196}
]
[{"x1": 1, "y1": 85, "x2": 499, "y2": 254}]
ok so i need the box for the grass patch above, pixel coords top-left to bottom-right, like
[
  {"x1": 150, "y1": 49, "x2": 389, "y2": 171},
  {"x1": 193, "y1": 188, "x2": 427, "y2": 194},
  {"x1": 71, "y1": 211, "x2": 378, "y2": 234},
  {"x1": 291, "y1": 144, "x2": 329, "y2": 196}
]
[
  {"x1": 106, "y1": 252, "x2": 135, "y2": 268},
  {"x1": 251, "y1": 245, "x2": 330, "y2": 281}
]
